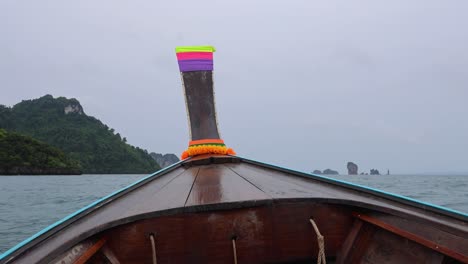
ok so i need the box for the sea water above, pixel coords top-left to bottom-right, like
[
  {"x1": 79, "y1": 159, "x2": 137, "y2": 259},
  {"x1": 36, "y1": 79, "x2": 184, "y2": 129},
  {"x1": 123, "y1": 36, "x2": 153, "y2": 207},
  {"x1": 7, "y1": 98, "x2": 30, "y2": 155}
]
[{"x1": 0, "y1": 174, "x2": 467, "y2": 254}]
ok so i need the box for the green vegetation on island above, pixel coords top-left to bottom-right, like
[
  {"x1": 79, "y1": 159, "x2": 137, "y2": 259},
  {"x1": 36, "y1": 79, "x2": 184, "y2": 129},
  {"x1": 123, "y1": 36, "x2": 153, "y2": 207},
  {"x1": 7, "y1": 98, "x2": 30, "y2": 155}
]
[
  {"x1": 0, "y1": 129, "x2": 81, "y2": 175},
  {"x1": 0, "y1": 95, "x2": 160, "y2": 174}
]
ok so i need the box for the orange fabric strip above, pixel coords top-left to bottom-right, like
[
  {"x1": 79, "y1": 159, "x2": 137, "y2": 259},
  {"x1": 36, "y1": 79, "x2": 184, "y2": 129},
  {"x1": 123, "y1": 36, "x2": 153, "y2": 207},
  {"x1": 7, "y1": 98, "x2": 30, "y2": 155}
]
[{"x1": 189, "y1": 139, "x2": 225, "y2": 146}]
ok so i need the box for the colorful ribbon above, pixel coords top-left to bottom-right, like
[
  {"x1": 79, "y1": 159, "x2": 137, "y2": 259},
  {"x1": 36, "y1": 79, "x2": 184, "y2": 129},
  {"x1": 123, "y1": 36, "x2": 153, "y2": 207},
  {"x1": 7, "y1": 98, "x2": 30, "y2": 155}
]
[{"x1": 175, "y1": 46, "x2": 215, "y2": 72}]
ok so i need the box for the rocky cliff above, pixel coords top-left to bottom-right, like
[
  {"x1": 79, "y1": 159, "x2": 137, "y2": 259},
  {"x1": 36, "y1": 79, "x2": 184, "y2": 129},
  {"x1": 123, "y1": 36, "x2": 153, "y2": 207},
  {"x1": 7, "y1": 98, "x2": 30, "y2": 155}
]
[
  {"x1": 150, "y1": 153, "x2": 179, "y2": 168},
  {"x1": 347, "y1": 162, "x2": 358, "y2": 175},
  {"x1": 323, "y1": 169, "x2": 339, "y2": 175}
]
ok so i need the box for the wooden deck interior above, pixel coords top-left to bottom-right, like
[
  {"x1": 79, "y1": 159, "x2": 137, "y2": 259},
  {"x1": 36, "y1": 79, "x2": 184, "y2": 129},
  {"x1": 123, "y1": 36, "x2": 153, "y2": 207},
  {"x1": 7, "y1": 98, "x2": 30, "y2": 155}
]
[{"x1": 56, "y1": 201, "x2": 466, "y2": 264}]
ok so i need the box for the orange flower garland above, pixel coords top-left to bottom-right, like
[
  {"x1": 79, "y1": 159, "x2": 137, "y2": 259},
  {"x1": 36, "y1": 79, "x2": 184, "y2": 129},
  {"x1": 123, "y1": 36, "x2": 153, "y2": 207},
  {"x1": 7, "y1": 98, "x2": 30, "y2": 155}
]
[{"x1": 181, "y1": 144, "x2": 236, "y2": 160}]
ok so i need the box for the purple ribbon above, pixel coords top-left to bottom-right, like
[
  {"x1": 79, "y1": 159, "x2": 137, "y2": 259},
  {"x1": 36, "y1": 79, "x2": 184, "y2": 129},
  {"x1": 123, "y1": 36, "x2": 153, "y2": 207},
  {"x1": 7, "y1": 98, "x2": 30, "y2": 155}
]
[{"x1": 178, "y1": 59, "x2": 213, "y2": 72}]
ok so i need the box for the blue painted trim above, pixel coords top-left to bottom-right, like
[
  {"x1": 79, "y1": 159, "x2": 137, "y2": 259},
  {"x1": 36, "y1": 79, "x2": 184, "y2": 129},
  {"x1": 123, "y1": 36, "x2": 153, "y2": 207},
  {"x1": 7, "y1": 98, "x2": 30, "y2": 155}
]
[
  {"x1": 237, "y1": 156, "x2": 468, "y2": 218},
  {"x1": 0, "y1": 160, "x2": 184, "y2": 260}
]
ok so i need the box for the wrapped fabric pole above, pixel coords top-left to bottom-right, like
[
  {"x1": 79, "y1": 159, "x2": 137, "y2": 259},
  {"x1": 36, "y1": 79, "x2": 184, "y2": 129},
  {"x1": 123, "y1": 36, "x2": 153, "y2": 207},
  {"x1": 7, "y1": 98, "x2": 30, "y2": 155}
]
[{"x1": 176, "y1": 46, "x2": 235, "y2": 159}]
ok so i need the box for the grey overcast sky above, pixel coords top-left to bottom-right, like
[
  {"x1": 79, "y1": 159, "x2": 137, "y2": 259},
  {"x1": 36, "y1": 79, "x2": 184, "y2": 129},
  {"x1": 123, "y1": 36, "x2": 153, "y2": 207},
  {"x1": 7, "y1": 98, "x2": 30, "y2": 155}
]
[{"x1": 1, "y1": 0, "x2": 467, "y2": 174}]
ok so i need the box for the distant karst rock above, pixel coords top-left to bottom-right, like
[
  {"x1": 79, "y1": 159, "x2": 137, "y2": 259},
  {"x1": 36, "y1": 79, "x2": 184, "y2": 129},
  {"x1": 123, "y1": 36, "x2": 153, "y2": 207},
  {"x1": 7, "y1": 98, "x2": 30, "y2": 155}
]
[
  {"x1": 150, "y1": 153, "x2": 179, "y2": 168},
  {"x1": 323, "y1": 169, "x2": 339, "y2": 175},
  {"x1": 370, "y1": 169, "x2": 380, "y2": 175},
  {"x1": 312, "y1": 170, "x2": 322, "y2": 174},
  {"x1": 347, "y1": 162, "x2": 358, "y2": 175}
]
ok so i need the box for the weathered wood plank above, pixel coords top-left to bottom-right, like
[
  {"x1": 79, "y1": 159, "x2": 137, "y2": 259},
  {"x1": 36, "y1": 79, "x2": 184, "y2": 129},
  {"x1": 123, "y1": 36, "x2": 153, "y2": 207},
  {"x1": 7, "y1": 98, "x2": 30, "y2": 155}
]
[
  {"x1": 181, "y1": 70, "x2": 220, "y2": 140},
  {"x1": 269, "y1": 202, "x2": 354, "y2": 263},
  {"x1": 368, "y1": 213, "x2": 468, "y2": 258},
  {"x1": 146, "y1": 167, "x2": 199, "y2": 210},
  {"x1": 102, "y1": 246, "x2": 120, "y2": 264},
  {"x1": 73, "y1": 238, "x2": 106, "y2": 264},
  {"x1": 346, "y1": 223, "x2": 377, "y2": 263},
  {"x1": 355, "y1": 213, "x2": 468, "y2": 263},
  {"x1": 104, "y1": 203, "x2": 352, "y2": 264},
  {"x1": 185, "y1": 165, "x2": 269, "y2": 206},
  {"x1": 51, "y1": 238, "x2": 96, "y2": 264},
  {"x1": 227, "y1": 163, "x2": 339, "y2": 199},
  {"x1": 336, "y1": 219, "x2": 364, "y2": 264},
  {"x1": 361, "y1": 228, "x2": 445, "y2": 264}
]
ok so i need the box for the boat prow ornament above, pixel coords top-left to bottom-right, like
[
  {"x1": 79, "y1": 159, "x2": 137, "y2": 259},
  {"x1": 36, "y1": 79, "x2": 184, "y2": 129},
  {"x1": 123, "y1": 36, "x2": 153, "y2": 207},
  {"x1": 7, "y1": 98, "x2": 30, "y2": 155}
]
[{"x1": 176, "y1": 46, "x2": 235, "y2": 159}]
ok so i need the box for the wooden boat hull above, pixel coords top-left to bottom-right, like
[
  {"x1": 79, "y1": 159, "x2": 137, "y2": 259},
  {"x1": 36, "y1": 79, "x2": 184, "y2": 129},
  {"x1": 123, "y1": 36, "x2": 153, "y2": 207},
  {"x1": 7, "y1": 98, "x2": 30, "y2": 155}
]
[{"x1": 1, "y1": 156, "x2": 467, "y2": 264}]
